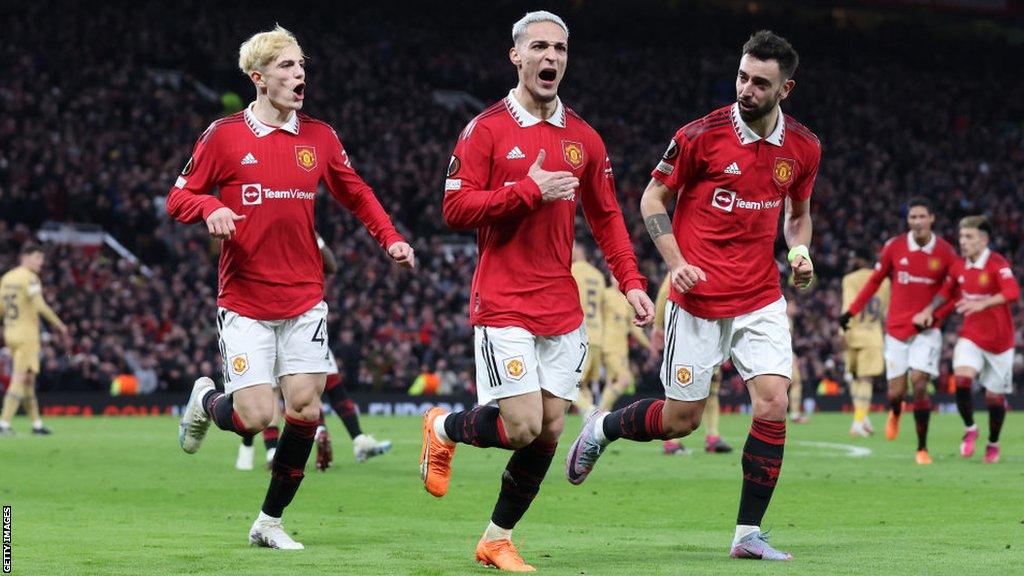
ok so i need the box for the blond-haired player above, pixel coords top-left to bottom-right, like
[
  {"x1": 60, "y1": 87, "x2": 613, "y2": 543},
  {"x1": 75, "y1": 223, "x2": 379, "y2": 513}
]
[
  {"x1": 571, "y1": 243, "x2": 605, "y2": 415},
  {"x1": 842, "y1": 248, "x2": 890, "y2": 437},
  {"x1": 652, "y1": 275, "x2": 732, "y2": 454},
  {"x1": 0, "y1": 243, "x2": 67, "y2": 436}
]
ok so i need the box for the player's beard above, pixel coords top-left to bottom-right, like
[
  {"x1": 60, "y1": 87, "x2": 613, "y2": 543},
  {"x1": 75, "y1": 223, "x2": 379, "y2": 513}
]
[{"x1": 737, "y1": 93, "x2": 778, "y2": 123}]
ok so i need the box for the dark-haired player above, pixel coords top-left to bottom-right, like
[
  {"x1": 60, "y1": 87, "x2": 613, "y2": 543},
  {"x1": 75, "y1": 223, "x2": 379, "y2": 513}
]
[{"x1": 566, "y1": 30, "x2": 820, "y2": 561}]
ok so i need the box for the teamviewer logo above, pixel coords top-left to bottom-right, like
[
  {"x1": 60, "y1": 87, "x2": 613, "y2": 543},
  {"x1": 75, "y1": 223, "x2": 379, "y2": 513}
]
[
  {"x1": 241, "y1": 183, "x2": 263, "y2": 206},
  {"x1": 711, "y1": 188, "x2": 736, "y2": 212}
]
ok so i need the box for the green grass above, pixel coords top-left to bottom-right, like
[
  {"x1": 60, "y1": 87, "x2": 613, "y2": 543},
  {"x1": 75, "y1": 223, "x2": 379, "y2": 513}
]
[{"x1": 1, "y1": 412, "x2": 1022, "y2": 575}]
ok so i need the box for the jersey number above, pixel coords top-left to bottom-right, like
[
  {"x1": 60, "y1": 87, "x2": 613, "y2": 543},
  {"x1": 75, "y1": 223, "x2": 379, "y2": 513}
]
[
  {"x1": 2, "y1": 294, "x2": 17, "y2": 321},
  {"x1": 311, "y1": 319, "x2": 326, "y2": 345},
  {"x1": 574, "y1": 342, "x2": 589, "y2": 374},
  {"x1": 585, "y1": 289, "x2": 598, "y2": 318}
]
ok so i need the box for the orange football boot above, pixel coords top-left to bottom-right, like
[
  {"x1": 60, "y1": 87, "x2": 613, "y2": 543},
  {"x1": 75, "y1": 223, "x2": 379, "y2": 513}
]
[
  {"x1": 475, "y1": 537, "x2": 536, "y2": 572},
  {"x1": 885, "y1": 410, "x2": 901, "y2": 441},
  {"x1": 420, "y1": 407, "x2": 455, "y2": 497},
  {"x1": 915, "y1": 449, "x2": 932, "y2": 465}
]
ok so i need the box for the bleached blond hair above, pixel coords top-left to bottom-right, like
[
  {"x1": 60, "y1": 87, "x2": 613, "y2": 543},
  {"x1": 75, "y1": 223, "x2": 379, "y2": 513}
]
[
  {"x1": 511, "y1": 11, "x2": 568, "y2": 46},
  {"x1": 238, "y1": 24, "x2": 303, "y2": 75}
]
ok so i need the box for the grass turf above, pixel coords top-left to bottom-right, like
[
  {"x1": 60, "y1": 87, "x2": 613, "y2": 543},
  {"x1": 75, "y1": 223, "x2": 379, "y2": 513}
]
[{"x1": 1, "y1": 411, "x2": 1021, "y2": 575}]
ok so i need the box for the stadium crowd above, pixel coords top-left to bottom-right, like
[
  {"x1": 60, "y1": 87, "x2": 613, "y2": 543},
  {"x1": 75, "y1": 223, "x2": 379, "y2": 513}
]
[{"x1": 1, "y1": 1, "x2": 1021, "y2": 395}]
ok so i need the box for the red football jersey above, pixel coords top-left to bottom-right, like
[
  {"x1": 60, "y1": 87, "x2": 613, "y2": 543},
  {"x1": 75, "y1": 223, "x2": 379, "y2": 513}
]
[
  {"x1": 939, "y1": 249, "x2": 1019, "y2": 353},
  {"x1": 652, "y1": 104, "x2": 821, "y2": 319},
  {"x1": 166, "y1": 105, "x2": 404, "y2": 320},
  {"x1": 848, "y1": 232, "x2": 957, "y2": 341},
  {"x1": 443, "y1": 91, "x2": 646, "y2": 336}
]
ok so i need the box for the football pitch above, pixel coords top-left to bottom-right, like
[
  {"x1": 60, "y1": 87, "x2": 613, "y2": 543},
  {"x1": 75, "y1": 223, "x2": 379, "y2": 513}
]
[{"x1": 2, "y1": 412, "x2": 1021, "y2": 575}]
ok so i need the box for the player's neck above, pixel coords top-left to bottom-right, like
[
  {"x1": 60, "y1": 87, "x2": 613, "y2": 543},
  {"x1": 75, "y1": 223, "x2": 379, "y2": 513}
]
[
  {"x1": 251, "y1": 98, "x2": 293, "y2": 127},
  {"x1": 511, "y1": 86, "x2": 557, "y2": 121},
  {"x1": 911, "y1": 231, "x2": 932, "y2": 247},
  {"x1": 747, "y1": 106, "x2": 781, "y2": 139}
]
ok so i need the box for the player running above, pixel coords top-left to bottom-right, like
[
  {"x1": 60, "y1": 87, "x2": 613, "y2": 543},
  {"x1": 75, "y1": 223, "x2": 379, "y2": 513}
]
[
  {"x1": 419, "y1": 11, "x2": 654, "y2": 571},
  {"x1": 841, "y1": 197, "x2": 956, "y2": 464},
  {"x1": 566, "y1": 30, "x2": 819, "y2": 561},
  {"x1": 913, "y1": 216, "x2": 1019, "y2": 463},
  {"x1": 0, "y1": 243, "x2": 68, "y2": 436},
  {"x1": 168, "y1": 25, "x2": 413, "y2": 549},
  {"x1": 841, "y1": 248, "x2": 890, "y2": 437}
]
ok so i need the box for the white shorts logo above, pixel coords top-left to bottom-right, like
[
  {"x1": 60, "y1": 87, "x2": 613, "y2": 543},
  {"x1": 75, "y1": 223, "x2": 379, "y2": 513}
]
[
  {"x1": 711, "y1": 188, "x2": 737, "y2": 212},
  {"x1": 231, "y1": 354, "x2": 249, "y2": 375},
  {"x1": 674, "y1": 364, "x2": 694, "y2": 387},
  {"x1": 503, "y1": 356, "x2": 527, "y2": 381},
  {"x1": 241, "y1": 183, "x2": 263, "y2": 205}
]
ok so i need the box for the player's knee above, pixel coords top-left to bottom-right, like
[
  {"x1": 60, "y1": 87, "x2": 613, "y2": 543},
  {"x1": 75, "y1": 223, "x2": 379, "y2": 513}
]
[
  {"x1": 538, "y1": 417, "x2": 565, "y2": 442},
  {"x1": 504, "y1": 419, "x2": 541, "y2": 449},
  {"x1": 236, "y1": 405, "x2": 275, "y2": 433},
  {"x1": 757, "y1": 393, "x2": 790, "y2": 419},
  {"x1": 985, "y1": 393, "x2": 1004, "y2": 406},
  {"x1": 664, "y1": 412, "x2": 701, "y2": 437}
]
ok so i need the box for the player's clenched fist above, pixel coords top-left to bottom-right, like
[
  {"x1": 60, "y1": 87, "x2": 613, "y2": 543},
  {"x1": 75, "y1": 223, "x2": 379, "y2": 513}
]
[
  {"x1": 205, "y1": 207, "x2": 246, "y2": 240},
  {"x1": 790, "y1": 254, "x2": 814, "y2": 289},
  {"x1": 626, "y1": 288, "x2": 655, "y2": 327},
  {"x1": 528, "y1": 149, "x2": 579, "y2": 202},
  {"x1": 388, "y1": 241, "x2": 416, "y2": 269},
  {"x1": 670, "y1": 263, "x2": 706, "y2": 293}
]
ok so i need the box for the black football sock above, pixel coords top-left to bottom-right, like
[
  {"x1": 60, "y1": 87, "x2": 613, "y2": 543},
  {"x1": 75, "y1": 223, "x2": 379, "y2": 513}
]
[
  {"x1": 954, "y1": 376, "x2": 975, "y2": 427},
  {"x1": 242, "y1": 435, "x2": 254, "y2": 447},
  {"x1": 261, "y1": 415, "x2": 317, "y2": 517},
  {"x1": 490, "y1": 438, "x2": 558, "y2": 530},
  {"x1": 602, "y1": 398, "x2": 667, "y2": 442},
  {"x1": 987, "y1": 397, "x2": 1006, "y2": 443},
  {"x1": 889, "y1": 395, "x2": 903, "y2": 417},
  {"x1": 325, "y1": 374, "x2": 362, "y2": 439},
  {"x1": 203, "y1": 390, "x2": 249, "y2": 436},
  {"x1": 736, "y1": 418, "x2": 785, "y2": 527},
  {"x1": 443, "y1": 405, "x2": 512, "y2": 449},
  {"x1": 262, "y1": 425, "x2": 280, "y2": 451},
  {"x1": 913, "y1": 398, "x2": 931, "y2": 451}
]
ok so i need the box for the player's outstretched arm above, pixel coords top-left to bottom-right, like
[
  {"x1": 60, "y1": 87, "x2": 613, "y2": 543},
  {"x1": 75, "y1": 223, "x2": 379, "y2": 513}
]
[{"x1": 641, "y1": 178, "x2": 705, "y2": 294}]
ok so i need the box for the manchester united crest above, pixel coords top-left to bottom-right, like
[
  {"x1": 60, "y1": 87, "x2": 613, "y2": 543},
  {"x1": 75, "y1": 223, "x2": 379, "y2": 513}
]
[
  {"x1": 675, "y1": 364, "x2": 693, "y2": 387},
  {"x1": 504, "y1": 356, "x2": 526, "y2": 381},
  {"x1": 979, "y1": 272, "x2": 990, "y2": 286},
  {"x1": 562, "y1": 140, "x2": 585, "y2": 170},
  {"x1": 773, "y1": 157, "x2": 795, "y2": 187},
  {"x1": 929, "y1": 258, "x2": 942, "y2": 271},
  {"x1": 295, "y1": 146, "x2": 317, "y2": 172},
  {"x1": 231, "y1": 354, "x2": 249, "y2": 375}
]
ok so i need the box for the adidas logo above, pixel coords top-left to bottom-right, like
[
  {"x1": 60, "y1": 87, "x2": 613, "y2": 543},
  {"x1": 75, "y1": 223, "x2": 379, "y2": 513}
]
[
  {"x1": 506, "y1": 146, "x2": 526, "y2": 160},
  {"x1": 899, "y1": 257, "x2": 909, "y2": 265},
  {"x1": 724, "y1": 162, "x2": 742, "y2": 175},
  {"x1": 241, "y1": 153, "x2": 258, "y2": 165}
]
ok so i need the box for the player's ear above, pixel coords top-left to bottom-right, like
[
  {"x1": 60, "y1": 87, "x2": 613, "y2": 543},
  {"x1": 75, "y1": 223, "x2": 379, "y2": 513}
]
[
  {"x1": 779, "y1": 78, "x2": 796, "y2": 101},
  {"x1": 509, "y1": 46, "x2": 522, "y2": 68},
  {"x1": 250, "y1": 70, "x2": 266, "y2": 91}
]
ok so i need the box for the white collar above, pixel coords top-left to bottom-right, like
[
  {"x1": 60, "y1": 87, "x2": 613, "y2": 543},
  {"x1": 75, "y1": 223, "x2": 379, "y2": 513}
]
[
  {"x1": 966, "y1": 248, "x2": 991, "y2": 269},
  {"x1": 906, "y1": 232, "x2": 936, "y2": 254},
  {"x1": 731, "y1": 103, "x2": 785, "y2": 146},
  {"x1": 244, "y1": 103, "x2": 299, "y2": 137},
  {"x1": 504, "y1": 90, "x2": 566, "y2": 128}
]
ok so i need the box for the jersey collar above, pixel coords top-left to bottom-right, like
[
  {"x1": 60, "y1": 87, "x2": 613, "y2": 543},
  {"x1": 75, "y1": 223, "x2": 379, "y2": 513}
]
[
  {"x1": 504, "y1": 90, "x2": 566, "y2": 128},
  {"x1": 906, "y1": 232, "x2": 937, "y2": 254},
  {"x1": 731, "y1": 103, "x2": 785, "y2": 146},
  {"x1": 244, "y1": 103, "x2": 300, "y2": 138},
  {"x1": 966, "y1": 248, "x2": 991, "y2": 269}
]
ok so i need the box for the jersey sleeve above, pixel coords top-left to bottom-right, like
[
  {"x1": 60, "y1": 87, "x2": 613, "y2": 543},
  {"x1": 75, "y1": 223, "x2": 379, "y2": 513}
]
[
  {"x1": 441, "y1": 121, "x2": 542, "y2": 230},
  {"x1": 165, "y1": 124, "x2": 229, "y2": 224},
  {"x1": 994, "y1": 257, "x2": 1021, "y2": 303},
  {"x1": 28, "y1": 278, "x2": 64, "y2": 330},
  {"x1": 322, "y1": 130, "x2": 405, "y2": 250},
  {"x1": 650, "y1": 128, "x2": 697, "y2": 191},
  {"x1": 791, "y1": 143, "x2": 821, "y2": 202},
  {"x1": 848, "y1": 242, "x2": 893, "y2": 315},
  {"x1": 581, "y1": 136, "x2": 647, "y2": 295}
]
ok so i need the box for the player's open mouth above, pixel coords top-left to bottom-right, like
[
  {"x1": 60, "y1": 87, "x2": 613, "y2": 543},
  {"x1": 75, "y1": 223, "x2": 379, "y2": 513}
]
[
  {"x1": 293, "y1": 83, "x2": 305, "y2": 99},
  {"x1": 538, "y1": 68, "x2": 557, "y2": 87},
  {"x1": 738, "y1": 100, "x2": 756, "y2": 111}
]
